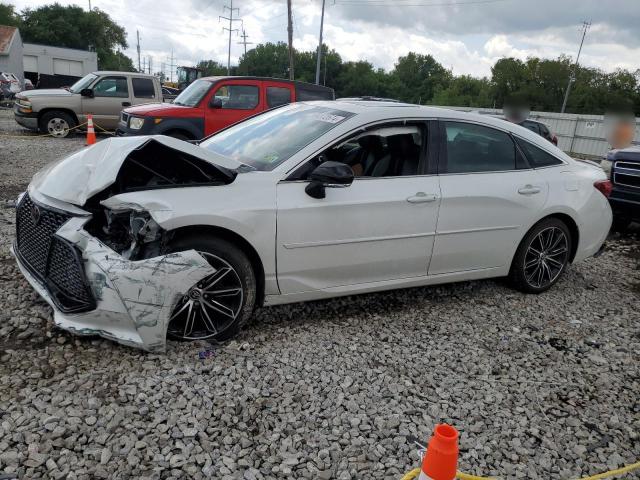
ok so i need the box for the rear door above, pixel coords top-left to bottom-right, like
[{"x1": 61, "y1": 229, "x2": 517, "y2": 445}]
[
  {"x1": 429, "y1": 120, "x2": 548, "y2": 275},
  {"x1": 81, "y1": 75, "x2": 132, "y2": 130},
  {"x1": 204, "y1": 79, "x2": 262, "y2": 135}
]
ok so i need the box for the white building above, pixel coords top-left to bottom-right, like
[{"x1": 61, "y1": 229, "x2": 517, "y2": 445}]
[{"x1": 23, "y1": 43, "x2": 97, "y2": 87}]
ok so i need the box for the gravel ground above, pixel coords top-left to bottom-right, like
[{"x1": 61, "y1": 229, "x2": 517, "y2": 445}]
[{"x1": 0, "y1": 108, "x2": 639, "y2": 480}]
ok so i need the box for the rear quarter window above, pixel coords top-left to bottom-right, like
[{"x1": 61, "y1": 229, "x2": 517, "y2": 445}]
[{"x1": 515, "y1": 137, "x2": 563, "y2": 168}]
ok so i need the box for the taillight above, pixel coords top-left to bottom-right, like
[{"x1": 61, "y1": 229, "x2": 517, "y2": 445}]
[
  {"x1": 594, "y1": 180, "x2": 612, "y2": 198},
  {"x1": 552, "y1": 134, "x2": 558, "y2": 146}
]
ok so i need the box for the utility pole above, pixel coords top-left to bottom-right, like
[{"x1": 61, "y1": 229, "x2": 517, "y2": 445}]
[
  {"x1": 136, "y1": 30, "x2": 141, "y2": 73},
  {"x1": 88, "y1": 0, "x2": 91, "y2": 11},
  {"x1": 220, "y1": 0, "x2": 241, "y2": 75},
  {"x1": 561, "y1": 20, "x2": 591, "y2": 113},
  {"x1": 314, "y1": 0, "x2": 326, "y2": 85},
  {"x1": 287, "y1": 0, "x2": 294, "y2": 80},
  {"x1": 148, "y1": 56, "x2": 152, "y2": 74},
  {"x1": 168, "y1": 49, "x2": 176, "y2": 83},
  {"x1": 238, "y1": 29, "x2": 253, "y2": 57}
]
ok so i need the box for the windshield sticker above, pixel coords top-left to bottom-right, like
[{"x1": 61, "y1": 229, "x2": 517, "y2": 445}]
[
  {"x1": 313, "y1": 113, "x2": 346, "y2": 124},
  {"x1": 263, "y1": 153, "x2": 280, "y2": 163}
]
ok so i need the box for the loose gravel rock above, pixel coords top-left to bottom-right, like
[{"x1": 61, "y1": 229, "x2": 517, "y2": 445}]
[{"x1": 0, "y1": 110, "x2": 639, "y2": 479}]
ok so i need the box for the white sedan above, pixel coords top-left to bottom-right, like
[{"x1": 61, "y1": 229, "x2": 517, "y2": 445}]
[{"x1": 13, "y1": 101, "x2": 612, "y2": 351}]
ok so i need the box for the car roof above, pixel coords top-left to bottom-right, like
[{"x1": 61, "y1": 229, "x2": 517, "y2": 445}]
[
  {"x1": 199, "y1": 76, "x2": 333, "y2": 91},
  {"x1": 93, "y1": 71, "x2": 157, "y2": 78}
]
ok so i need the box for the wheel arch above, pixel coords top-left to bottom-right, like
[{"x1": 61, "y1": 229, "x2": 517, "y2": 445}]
[
  {"x1": 544, "y1": 213, "x2": 579, "y2": 262},
  {"x1": 168, "y1": 224, "x2": 266, "y2": 307},
  {"x1": 38, "y1": 108, "x2": 79, "y2": 127}
]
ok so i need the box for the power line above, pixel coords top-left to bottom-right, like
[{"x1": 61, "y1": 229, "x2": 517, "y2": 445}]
[
  {"x1": 220, "y1": 0, "x2": 242, "y2": 74},
  {"x1": 561, "y1": 20, "x2": 591, "y2": 113}
]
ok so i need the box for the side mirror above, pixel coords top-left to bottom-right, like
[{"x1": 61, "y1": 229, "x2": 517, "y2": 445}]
[
  {"x1": 210, "y1": 97, "x2": 223, "y2": 109},
  {"x1": 305, "y1": 161, "x2": 354, "y2": 199},
  {"x1": 80, "y1": 88, "x2": 94, "y2": 98}
]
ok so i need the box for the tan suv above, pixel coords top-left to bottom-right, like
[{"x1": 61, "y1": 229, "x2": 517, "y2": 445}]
[{"x1": 14, "y1": 71, "x2": 162, "y2": 138}]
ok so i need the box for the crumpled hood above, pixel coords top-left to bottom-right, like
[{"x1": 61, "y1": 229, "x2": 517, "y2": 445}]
[{"x1": 30, "y1": 135, "x2": 243, "y2": 206}]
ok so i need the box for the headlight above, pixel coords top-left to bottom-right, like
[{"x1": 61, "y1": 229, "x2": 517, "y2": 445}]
[
  {"x1": 600, "y1": 159, "x2": 612, "y2": 178},
  {"x1": 129, "y1": 117, "x2": 145, "y2": 130},
  {"x1": 16, "y1": 98, "x2": 32, "y2": 113}
]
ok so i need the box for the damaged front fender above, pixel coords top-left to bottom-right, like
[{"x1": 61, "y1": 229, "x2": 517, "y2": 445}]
[{"x1": 13, "y1": 215, "x2": 216, "y2": 351}]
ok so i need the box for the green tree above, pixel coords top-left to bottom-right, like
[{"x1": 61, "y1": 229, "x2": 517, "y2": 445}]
[
  {"x1": 197, "y1": 59, "x2": 227, "y2": 76},
  {"x1": 19, "y1": 3, "x2": 133, "y2": 71},
  {"x1": 0, "y1": 3, "x2": 20, "y2": 26},
  {"x1": 390, "y1": 52, "x2": 452, "y2": 104},
  {"x1": 238, "y1": 42, "x2": 290, "y2": 78},
  {"x1": 432, "y1": 75, "x2": 493, "y2": 107}
]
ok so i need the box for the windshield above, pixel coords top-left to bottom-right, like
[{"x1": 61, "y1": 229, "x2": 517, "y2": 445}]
[
  {"x1": 200, "y1": 104, "x2": 355, "y2": 170},
  {"x1": 173, "y1": 79, "x2": 212, "y2": 107},
  {"x1": 69, "y1": 73, "x2": 98, "y2": 93}
]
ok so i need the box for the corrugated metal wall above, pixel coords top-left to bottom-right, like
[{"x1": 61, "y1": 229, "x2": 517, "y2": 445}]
[{"x1": 436, "y1": 106, "x2": 640, "y2": 159}]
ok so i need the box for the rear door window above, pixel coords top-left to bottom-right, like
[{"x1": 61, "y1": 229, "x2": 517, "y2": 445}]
[
  {"x1": 267, "y1": 86, "x2": 292, "y2": 107},
  {"x1": 214, "y1": 85, "x2": 259, "y2": 110},
  {"x1": 132, "y1": 78, "x2": 155, "y2": 98},
  {"x1": 443, "y1": 122, "x2": 523, "y2": 173}
]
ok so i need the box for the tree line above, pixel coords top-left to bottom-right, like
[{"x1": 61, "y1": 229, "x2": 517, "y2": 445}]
[
  {"x1": 199, "y1": 42, "x2": 640, "y2": 115},
  {"x1": 0, "y1": 3, "x2": 134, "y2": 71},
  {"x1": 2, "y1": 3, "x2": 638, "y2": 114}
]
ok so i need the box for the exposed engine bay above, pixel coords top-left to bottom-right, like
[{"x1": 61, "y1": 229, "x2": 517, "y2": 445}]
[{"x1": 82, "y1": 139, "x2": 237, "y2": 260}]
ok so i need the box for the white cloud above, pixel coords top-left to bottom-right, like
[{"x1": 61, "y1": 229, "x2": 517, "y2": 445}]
[{"x1": 10, "y1": 0, "x2": 640, "y2": 79}]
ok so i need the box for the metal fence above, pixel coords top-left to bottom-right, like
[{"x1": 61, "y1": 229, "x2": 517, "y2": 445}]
[{"x1": 435, "y1": 106, "x2": 640, "y2": 160}]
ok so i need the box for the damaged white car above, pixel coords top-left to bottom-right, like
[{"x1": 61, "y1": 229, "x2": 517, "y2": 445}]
[{"x1": 13, "y1": 101, "x2": 612, "y2": 351}]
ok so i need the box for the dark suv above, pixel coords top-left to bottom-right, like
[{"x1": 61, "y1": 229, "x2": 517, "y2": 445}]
[{"x1": 602, "y1": 146, "x2": 640, "y2": 229}]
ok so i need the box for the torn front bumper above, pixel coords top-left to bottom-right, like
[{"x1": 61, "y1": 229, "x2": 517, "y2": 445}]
[{"x1": 12, "y1": 200, "x2": 216, "y2": 352}]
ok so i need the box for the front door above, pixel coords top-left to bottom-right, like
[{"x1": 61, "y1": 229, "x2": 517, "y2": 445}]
[
  {"x1": 428, "y1": 120, "x2": 548, "y2": 275},
  {"x1": 204, "y1": 81, "x2": 263, "y2": 135},
  {"x1": 276, "y1": 122, "x2": 441, "y2": 293},
  {"x1": 81, "y1": 75, "x2": 132, "y2": 130}
]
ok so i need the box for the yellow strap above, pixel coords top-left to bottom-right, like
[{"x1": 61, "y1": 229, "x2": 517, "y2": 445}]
[{"x1": 401, "y1": 460, "x2": 640, "y2": 480}]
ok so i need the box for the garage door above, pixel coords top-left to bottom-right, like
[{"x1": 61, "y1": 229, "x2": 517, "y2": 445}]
[
  {"x1": 23, "y1": 55, "x2": 38, "y2": 73},
  {"x1": 53, "y1": 58, "x2": 83, "y2": 77}
]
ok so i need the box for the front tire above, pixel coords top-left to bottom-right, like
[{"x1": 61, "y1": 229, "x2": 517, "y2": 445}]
[
  {"x1": 39, "y1": 111, "x2": 76, "y2": 138},
  {"x1": 165, "y1": 235, "x2": 256, "y2": 342},
  {"x1": 509, "y1": 218, "x2": 572, "y2": 293}
]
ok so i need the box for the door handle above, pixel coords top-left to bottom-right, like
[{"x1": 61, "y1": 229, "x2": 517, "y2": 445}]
[
  {"x1": 407, "y1": 192, "x2": 437, "y2": 203},
  {"x1": 518, "y1": 185, "x2": 541, "y2": 195},
  {"x1": 122, "y1": 102, "x2": 131, "y2": 107}
]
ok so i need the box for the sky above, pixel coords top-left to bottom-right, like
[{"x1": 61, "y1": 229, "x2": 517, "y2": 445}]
[{"x1": 9, "y1": 0, "x2": 640, "y2": 79}]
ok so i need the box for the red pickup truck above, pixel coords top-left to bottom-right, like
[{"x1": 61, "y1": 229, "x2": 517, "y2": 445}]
[{"x1": 117, "y1": 76, "x2": 334, "y2": 140}]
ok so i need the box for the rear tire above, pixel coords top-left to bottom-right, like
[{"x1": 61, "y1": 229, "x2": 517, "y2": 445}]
[
  {"x1": 39, "y1": 110, "x2": 76, "y2": 138},
  {"x1": 165, "y1": 235, "x2": 256, "y2": 342},
  {"x1": 509, "y1": 218, "x2": 572, "y2": 293}
]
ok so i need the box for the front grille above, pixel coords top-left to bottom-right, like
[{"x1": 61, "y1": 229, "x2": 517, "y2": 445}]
[
  {"x1": 121, "y1": 112, "x2": 129, "y2": 124},
  {"x1": 613, "y1": 161, "x2": 640, "y2": 190},
  {"x1": 16, "y1": 194, "x2": 96, "y2": 313}
]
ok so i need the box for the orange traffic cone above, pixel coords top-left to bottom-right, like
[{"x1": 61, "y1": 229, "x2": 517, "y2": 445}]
[
  {"x1": 86, "y1": 114, "x2": 96, "y2": 146},
  {"x1": 418, "y1": 424, "x2": 459, "y2": 480}
]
